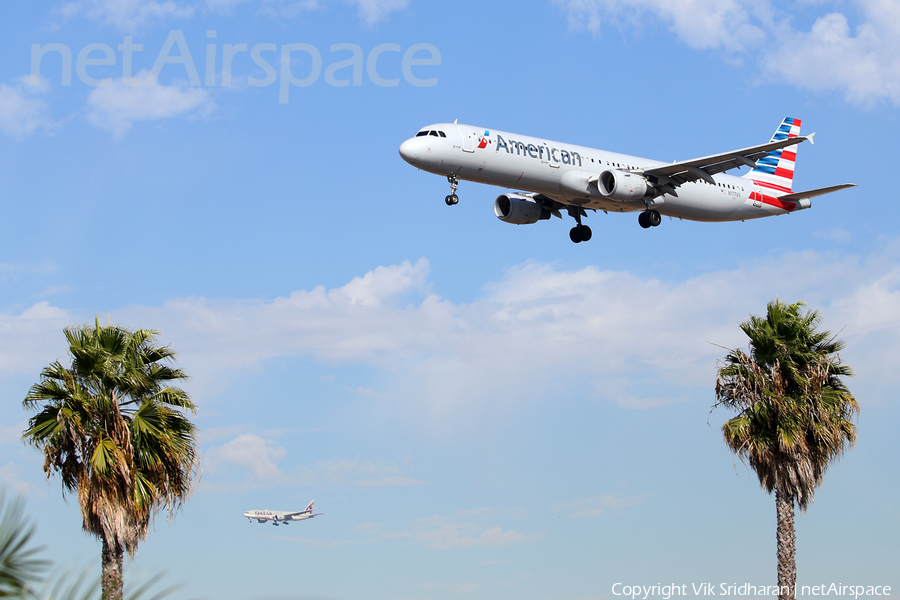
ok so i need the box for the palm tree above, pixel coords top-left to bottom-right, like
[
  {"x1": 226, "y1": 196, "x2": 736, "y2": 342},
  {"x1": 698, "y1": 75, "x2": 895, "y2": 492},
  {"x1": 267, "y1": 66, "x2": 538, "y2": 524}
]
[
  {"x1": 713, "y1": 300, "x2": 858, "y2": 600},
  {"x1": 22, "y1": 321, "x2": 199, "y2": 600}
]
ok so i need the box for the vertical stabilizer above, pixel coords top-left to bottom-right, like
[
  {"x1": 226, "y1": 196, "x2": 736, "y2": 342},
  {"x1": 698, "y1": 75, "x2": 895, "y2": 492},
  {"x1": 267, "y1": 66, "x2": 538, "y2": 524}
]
[{"x1": 744, "y1": 117, "x2": 802, "y2": 193}]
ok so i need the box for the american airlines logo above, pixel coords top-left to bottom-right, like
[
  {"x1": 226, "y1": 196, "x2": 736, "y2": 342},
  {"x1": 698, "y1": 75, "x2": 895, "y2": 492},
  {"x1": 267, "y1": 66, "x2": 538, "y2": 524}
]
[{"x1": 494, "y1": 134, "x2": 584, "y2": 167}]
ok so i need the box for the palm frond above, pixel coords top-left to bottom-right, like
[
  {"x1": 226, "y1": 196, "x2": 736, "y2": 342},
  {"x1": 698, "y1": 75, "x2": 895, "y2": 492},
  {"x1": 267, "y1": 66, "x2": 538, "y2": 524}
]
[{"x1": 0, "y1": 493, "x2": 50, "y2": 598}]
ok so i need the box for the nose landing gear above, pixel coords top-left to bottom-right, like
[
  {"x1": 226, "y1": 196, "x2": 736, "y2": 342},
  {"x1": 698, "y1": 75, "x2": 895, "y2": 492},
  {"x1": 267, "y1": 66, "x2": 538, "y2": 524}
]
[{"x1": 445, "y1": 175, "x2": 459, "y2": 205}]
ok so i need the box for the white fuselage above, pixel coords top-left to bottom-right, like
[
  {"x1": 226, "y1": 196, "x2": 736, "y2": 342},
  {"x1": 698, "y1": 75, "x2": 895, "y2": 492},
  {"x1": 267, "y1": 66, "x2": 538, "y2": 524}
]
[{"x1": 399, "y1": 123, "x2": 794, "y2": 222}]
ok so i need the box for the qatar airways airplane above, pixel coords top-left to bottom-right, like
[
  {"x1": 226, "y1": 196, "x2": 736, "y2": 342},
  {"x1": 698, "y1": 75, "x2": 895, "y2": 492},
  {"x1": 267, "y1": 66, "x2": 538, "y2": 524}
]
[
  {"x1": 398, "y1": 118, "x2": 854, "y2": 243},
  {"x1": 244, "y1": 500, "x2": 322, "y2": 526}
]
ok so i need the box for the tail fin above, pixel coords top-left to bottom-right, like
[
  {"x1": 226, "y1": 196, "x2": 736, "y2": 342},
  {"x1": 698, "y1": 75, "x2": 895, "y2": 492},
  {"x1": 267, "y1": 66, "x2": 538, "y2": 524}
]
[
  {"x1": 305, "y1": 500, "x2": 315, "y2": 512},
  {"x1": 743, "y1": 117, "x2": 802, "y2": 192}
]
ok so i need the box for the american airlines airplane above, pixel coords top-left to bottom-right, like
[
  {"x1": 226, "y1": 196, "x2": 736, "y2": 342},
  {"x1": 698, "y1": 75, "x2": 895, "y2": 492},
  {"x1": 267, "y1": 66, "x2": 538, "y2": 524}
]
[
  {"x1": 244, "y1": 500, "x2": 322, "y2": 526},
  {"x1": 398, "y1": 118, "x2": 854, "y2": 243}
]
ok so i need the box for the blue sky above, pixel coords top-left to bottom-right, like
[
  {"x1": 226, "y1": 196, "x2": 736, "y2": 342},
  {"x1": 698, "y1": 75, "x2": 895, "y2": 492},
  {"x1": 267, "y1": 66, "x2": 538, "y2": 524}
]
[{"x1": 1, "y1": 1, "x2": 898, "y2": 599}]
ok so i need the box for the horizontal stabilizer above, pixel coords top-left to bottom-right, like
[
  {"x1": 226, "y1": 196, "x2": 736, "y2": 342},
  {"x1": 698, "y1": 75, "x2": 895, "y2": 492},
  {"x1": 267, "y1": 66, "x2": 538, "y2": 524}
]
[{"x1": 778, "y1": 183, "x2": 856, "y2": 202}]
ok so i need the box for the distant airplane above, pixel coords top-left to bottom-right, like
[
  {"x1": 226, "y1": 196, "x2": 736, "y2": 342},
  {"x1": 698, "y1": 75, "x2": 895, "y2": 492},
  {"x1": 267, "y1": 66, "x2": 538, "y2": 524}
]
[
  {"x1": 244, "y1": 500, "x2": 322, "y2": 526},
  {"x1": 398, "y1": 117, "x2": 855, "y2": 243}
]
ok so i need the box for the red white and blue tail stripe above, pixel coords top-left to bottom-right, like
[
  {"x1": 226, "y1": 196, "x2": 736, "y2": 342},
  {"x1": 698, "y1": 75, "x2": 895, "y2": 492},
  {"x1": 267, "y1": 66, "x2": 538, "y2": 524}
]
[{"x1": 743, "y1": 117, "x2": 801, "y2": 194}]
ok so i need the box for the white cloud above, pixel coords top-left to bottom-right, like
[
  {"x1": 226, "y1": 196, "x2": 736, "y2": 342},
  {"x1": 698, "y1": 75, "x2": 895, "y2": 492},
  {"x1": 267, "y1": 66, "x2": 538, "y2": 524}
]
[
  {"x1": 203, "y1": 432, "x2": 422, "y2": 488},
  {"x1": 554, "y1": 0, "x2": 766, "y2": 52},
  {"x1": 4, "y1": 246, "x2": 899, "y2": 418},
  {"x1": 555, "y1": 0, "x2": 900, "y2": 106},
  {"x1": 56, "y1": 0, "x2": 193, "y2": 31},
  {"x1": 351, "y1": 0, "x2": 408, "y2": 26},
  {"x1": 0, "y1": 77, "x2": 58, "y2": 139},
  {"x1": 205, "y1": 433, "x2": 287, "y2": 481},
  {"x1": 0, "y1": 301, "x2": 74, "y2": 376},
  {"x1": 86, "y1": 71, "x2": 215, "y2": 138},
  {"x1": 759, "y1": 1, "x2": 900, "y2": 106}
]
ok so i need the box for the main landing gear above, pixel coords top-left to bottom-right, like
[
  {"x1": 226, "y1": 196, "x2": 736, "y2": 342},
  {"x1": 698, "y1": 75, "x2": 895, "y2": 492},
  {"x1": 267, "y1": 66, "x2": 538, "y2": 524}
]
[
  {"x1": 570, "y1": 225, "x2": 592, "y2": 243},
  {"x1": 445, "y1": 175, "x2": 459, "y2": 205},
  {"x1": 638, "y1": 210, "x2": 661, "y2": 229},
  {"x1": 568, "y1": 206, "x2": 592, "y2": 243}
]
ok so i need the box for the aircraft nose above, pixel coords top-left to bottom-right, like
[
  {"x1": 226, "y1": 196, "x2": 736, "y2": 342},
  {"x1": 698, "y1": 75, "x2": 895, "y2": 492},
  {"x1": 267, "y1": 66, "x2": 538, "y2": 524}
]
[{"x1": 399, "y1": 138, "x2": 418, "y2": 164}]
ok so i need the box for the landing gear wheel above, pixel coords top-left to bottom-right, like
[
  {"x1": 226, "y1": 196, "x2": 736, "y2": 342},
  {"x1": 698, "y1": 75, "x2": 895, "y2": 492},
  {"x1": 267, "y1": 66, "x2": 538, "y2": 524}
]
[
  {"x1": 648, "y1": 210, "x2": 661, "y2": 227},
  {"x1": 638, "y1": 212, "x2": 651, "y2": 229},
  {"x1": 445, "y1": 175, "x2": 460, "y2": 205},
  {"x1": 569, "y1": 225, "x2": 592, "y2": 243},
  {"x1": 570, "y1": 227, "x2": 581, "y2": 243}
]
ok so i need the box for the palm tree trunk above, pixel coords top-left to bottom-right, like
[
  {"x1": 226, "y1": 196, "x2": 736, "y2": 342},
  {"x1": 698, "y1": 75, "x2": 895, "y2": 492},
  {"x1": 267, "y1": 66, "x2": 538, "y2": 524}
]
[
  {"x1": 776, "y1": 487, "x2": 796, "y2": 600},
  {"x1": 101, "y1": 537, "x2": 124, "y2": 600}
]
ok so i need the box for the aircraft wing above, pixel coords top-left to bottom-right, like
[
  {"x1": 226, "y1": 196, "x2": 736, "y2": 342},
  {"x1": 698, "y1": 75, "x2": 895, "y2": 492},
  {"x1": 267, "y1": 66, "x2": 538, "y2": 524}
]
[
  {"x1": 642, "y1": 134, "x2": 815, "y2": 188},
  {"x1": 777, "y1": 183, "x2": 856, "y2": 202}
]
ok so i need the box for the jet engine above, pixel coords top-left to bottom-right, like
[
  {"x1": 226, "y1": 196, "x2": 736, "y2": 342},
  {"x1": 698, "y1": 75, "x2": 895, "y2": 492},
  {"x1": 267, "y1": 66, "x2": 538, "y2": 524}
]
[
  {"x1": 493, "y1": 194, "x2": 551, "y2": 225},
  {"x1": 597, "y1": 170, "x2": 649, "y2": 201}
]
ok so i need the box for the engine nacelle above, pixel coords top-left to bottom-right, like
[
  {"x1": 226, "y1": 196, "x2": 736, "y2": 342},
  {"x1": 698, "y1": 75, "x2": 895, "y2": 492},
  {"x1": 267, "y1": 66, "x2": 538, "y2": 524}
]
[
  {"x1": 597, "y1": 169, "x2": 649, "y2": 201},
  {"x1": 494, "y1": 194, "x2": 551, "y2": 225}
]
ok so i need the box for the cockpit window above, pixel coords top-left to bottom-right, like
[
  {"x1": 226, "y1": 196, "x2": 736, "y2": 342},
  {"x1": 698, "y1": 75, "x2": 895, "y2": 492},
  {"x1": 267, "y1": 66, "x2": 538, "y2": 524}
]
[
  {"x1": 429, "y1": 131, "x2": 439, "y2": 137},
  {"x1": 438, "y1": 131, "x2": 446, "y2": 137},
  {"x1": 415, "y1": 131, "x2": 428, "y2": 137}
]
